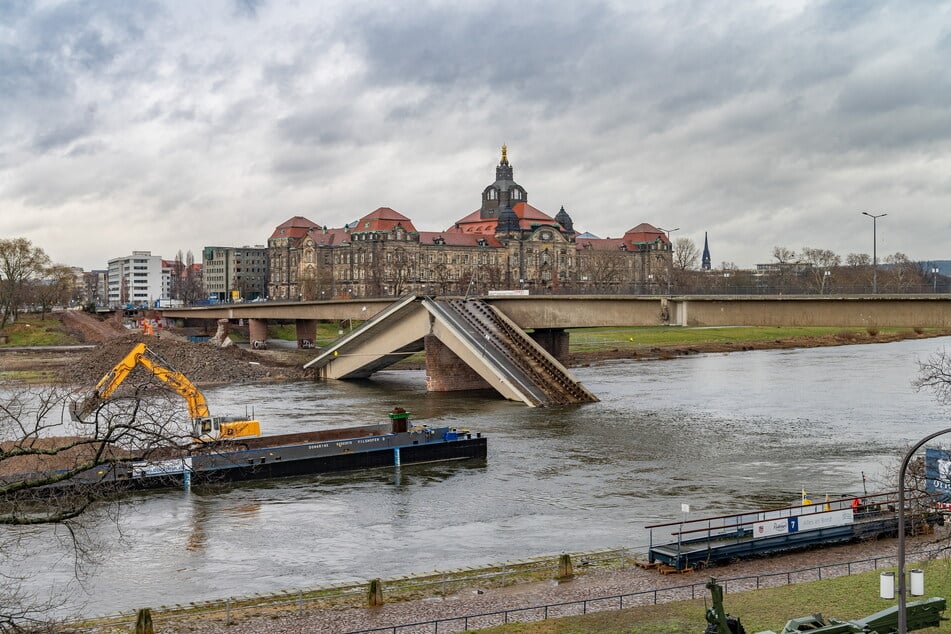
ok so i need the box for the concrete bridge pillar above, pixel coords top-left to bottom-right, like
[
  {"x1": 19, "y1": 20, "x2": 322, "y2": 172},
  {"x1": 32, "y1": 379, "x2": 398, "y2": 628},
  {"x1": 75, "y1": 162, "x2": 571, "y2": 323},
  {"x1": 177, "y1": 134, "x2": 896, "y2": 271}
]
[
  {"x1": 296, "y1": 319, "x2": 317, "y2": 349},
  {"x1": 528, "y1": 328, "x2": 569, "y2": 363},
  {"x1": 424, "y1": 335, "x2": 492, "y2": 392},
  {"x1": 249, "y1": 318, "x2": 269, "y2": 350}
]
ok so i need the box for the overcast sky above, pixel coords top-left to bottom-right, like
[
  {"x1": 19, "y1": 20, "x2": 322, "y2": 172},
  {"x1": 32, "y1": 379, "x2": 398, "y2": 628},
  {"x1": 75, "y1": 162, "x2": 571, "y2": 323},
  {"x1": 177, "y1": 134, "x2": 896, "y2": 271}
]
[{"x1": 2, "y1": 0, "x2": 949, "y2": 271}]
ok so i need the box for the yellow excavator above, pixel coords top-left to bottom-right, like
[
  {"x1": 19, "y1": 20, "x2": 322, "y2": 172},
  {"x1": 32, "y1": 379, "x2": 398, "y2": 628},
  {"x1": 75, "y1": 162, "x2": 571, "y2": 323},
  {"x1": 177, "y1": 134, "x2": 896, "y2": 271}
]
[{"x1": 71, "y1": 343, "x2": 261, "y2": 442}]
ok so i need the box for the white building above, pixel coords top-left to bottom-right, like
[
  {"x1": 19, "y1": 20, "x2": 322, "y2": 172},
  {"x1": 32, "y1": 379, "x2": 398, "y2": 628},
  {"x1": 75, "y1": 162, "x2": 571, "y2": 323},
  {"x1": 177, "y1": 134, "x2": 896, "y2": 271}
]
[{"x1": 107, "y1": 251, "x2": 164, "y2": 308}]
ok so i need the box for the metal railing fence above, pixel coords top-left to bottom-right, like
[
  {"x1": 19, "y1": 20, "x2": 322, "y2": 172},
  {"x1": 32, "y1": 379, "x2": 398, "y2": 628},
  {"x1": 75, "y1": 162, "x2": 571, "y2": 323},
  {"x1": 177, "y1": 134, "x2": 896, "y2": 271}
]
[{"x1": 343, "y1": 548, "x2": 948, "y2": 634}]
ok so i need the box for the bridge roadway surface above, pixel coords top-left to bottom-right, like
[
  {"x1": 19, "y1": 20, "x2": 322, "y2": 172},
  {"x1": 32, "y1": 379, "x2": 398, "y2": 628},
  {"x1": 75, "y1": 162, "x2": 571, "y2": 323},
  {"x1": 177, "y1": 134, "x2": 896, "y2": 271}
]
[{"x1": 160, "y1": 294, "x2": 951, "y2": 329}]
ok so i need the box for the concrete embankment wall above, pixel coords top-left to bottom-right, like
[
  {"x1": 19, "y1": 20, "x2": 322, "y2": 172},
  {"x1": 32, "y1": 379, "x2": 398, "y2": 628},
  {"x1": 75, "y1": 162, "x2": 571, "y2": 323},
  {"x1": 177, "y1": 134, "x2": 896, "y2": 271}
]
[
  {"x1": 488, "y1": 296, "x2": 951, "y2": 329},
  {"x1": 673, "y1": 297, "x2": 951, "y2": 328}
]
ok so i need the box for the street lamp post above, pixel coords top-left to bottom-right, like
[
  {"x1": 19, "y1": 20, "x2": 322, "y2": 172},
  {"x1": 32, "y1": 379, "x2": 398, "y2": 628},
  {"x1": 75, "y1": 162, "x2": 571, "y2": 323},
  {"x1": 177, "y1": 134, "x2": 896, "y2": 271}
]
[
  {"x1": 932, "y1": 267, "x2": 940, "y2": 293},
  {"x1": 896, "y1": 427, "x2": 951, "y2": 633},
  {"x1": 657, "y1": 227, "x2": 679, "y2": 295},
  {"x1": 862, "y1": 212, "x2": 887, "y2": 294}
]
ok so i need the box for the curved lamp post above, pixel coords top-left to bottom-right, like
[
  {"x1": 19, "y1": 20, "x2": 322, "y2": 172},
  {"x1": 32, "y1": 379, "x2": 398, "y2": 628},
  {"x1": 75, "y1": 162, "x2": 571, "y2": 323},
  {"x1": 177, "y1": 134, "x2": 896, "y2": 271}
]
[{"x1": 896, "y1": 426, "x2": 951, "y2": 633}]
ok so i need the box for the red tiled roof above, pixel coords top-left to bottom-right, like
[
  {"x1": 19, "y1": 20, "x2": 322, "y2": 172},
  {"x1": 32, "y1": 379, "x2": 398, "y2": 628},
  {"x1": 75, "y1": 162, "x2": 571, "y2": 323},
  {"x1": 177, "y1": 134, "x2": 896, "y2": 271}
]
[
  {"x1": 624, "y1": 223, "x2": 668, "y2": 244},
  {"x1": 270, "y1": 216, "x2": 320, "y2": 239},
  {"x1": 353, "y1": 207, "x2": 418, "y2": 233},
  {"x1": 577, "y1": 238, "x2": 627, "y2": 252},
  {"x1": 309, "y1": 227, "x2": 351, "y2": 246},
  {"x1": 446, "y1": 203, "x2": 563, "y2": 235},
  {"x1": 418, "y1": 231, "x2": 502, "y2": 247}
]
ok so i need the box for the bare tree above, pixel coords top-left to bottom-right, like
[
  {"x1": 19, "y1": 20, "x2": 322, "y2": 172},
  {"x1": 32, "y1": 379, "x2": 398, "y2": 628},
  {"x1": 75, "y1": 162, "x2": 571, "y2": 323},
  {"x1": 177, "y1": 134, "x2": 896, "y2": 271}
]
[
  {"x1": 800, "y1": 247, "x2": 841, "y2": 294},
  {"x1": 885, "y1": 252, "x2": 924, "y2": 293},
  {"x1": 578, "y1": 249, "x2": 629, "y2": 293},
  {"x1": 0, "y1": 239, "x2": 51, "y2": 328},
  {"x1": 31, "y1": 265, "x2": 76, "y2": 317},
  {"x1": 181, "y1": 251, "x2": 203, "y2": 304},
  {"x1": 388, "y1": 246, "x2": 413, "y2": 297},
  {"x1": 772, "y1": 246, "x2": 796, "y2": 265},
  {"x1": 672, "y1": 238, "x2": 700, "y2": 271},
  {"x1": 0, "y1": 382, "x2": 192, "y2": 630},
  {"x1": 770, "y1": 246, "x2": 799, "y2": 293},
  {"x1": 846, "y1": 253, "x2": 871, "y2": 267},
  {"x1": 170, "y1": 251, "x2": 186, "y2": 301}
]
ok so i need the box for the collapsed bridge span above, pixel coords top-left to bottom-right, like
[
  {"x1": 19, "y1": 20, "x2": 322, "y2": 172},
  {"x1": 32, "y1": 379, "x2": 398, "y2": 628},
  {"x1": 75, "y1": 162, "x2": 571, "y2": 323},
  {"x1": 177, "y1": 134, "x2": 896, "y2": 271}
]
[{"x1": 303, "y1": 295, "x2": 597, "y2": 407}]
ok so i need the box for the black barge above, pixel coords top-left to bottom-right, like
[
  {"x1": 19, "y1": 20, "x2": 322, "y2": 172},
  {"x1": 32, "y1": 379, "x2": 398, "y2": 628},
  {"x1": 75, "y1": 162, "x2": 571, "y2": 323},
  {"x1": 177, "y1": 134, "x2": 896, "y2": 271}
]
[{"x1": 26, "y1": 411, "x2": 487, "y2": 492}]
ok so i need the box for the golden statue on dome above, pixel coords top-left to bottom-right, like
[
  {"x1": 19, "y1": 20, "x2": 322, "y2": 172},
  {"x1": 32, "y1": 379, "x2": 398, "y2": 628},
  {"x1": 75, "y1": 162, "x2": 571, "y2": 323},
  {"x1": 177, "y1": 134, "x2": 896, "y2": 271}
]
[{"x1": 500, "y1": 144, "x2": 509, "y2": 165}]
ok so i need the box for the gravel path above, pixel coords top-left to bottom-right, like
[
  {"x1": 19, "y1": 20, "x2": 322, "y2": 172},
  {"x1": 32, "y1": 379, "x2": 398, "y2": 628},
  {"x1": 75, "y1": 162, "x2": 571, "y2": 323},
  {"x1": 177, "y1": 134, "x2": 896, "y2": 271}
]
[{"x1": 139, "y1": 533, "x2": 948, "y2": 634}]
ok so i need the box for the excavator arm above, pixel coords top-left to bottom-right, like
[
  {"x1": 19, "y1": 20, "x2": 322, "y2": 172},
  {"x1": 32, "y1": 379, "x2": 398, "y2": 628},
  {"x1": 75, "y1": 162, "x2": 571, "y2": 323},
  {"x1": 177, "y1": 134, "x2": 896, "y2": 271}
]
[
  {"x1": 136, "y1": 355, "x2": 210, "y2": 419},
  {"x1": 73, "y1": 342, "x2": 210, "y2": 421},
  {"x1": 93, "y1": 342, "x2": 147, "y2": 400},
  {"x1": 71, "y1": 342, "x2": 260, "y2": 442}
]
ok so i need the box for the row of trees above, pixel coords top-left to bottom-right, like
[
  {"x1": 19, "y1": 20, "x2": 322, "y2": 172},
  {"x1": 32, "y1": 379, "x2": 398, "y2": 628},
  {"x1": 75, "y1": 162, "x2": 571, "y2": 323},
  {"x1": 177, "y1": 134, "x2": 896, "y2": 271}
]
[
  {"x1": 665, "y1": 239, "x2": 942, "y2": 295},
  {"x1": 0, "y1": 238, "x2": 207, "y2": 319},
  {"x1": 0, "y1": 238, "x2": 77, "y2": 328}
]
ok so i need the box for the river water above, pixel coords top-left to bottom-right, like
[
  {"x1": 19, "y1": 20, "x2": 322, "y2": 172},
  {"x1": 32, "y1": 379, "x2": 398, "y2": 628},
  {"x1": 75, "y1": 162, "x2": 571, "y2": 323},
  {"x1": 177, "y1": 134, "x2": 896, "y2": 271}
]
[{"x1": 15, "y1": 337, "x2": 951, "y2": 616}]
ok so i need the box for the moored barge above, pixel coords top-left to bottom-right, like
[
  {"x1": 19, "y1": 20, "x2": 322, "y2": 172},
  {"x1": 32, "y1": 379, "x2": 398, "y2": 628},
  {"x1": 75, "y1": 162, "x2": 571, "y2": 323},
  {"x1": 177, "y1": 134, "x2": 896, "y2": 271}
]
[{"x1": 16, "y1": 410, "x2": 486, "y2": 493}]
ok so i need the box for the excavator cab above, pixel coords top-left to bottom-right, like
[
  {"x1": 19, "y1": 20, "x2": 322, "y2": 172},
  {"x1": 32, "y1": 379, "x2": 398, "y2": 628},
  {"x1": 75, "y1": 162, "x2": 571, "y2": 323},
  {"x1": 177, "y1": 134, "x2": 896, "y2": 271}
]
[{"x1": 192, "y1": 416, "x2": 261, "y2": 443}]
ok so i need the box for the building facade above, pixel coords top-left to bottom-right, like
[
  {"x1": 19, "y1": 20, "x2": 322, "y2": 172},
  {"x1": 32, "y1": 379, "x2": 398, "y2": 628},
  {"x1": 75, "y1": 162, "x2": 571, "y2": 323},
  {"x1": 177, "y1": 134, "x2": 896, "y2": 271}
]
[
  {"x1": 202, "y1": 245, "x2": 269, "y2": 302},
  {"x1": 107, "y1": 251, "x2": 164, "y2": 308},
  {"x1": 267, "y1": 148, "x2": 673, "y2": 299}
]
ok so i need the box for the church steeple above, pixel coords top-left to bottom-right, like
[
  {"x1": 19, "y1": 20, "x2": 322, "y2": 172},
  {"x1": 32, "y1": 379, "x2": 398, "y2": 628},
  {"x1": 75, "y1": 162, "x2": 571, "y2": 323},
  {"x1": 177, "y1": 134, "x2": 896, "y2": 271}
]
[{"x1": 701, "y1": 232, "x2": 711, "y2": 270}]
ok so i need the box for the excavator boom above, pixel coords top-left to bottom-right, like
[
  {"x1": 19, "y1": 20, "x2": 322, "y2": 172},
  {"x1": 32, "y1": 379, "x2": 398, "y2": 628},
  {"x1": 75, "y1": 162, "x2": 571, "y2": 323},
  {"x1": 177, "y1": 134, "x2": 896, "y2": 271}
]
[{"x1": 71, "y1": 342, "x2": 259, "y2": 442}]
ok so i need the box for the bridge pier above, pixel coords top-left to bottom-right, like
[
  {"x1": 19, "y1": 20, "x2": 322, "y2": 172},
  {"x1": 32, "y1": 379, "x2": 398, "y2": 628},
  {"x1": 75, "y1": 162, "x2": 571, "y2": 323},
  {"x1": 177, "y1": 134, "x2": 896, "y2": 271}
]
[
  {"x1": 296, "y1": 319, "x2": 317, "y2": 349},
  {"x1": 528, "y1": 328, "x2": 569, "y2": 364},
  {"x1": 249, "y1": 318, "x2": 268, "y2": 349},
  {"x1": 424, "y1": 335, "x2": 492, "y2": 393}
]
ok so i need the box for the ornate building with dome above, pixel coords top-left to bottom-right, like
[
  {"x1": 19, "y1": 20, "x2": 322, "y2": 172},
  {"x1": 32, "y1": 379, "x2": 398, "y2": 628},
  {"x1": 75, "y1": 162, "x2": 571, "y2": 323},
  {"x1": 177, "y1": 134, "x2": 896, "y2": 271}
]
[{"x1": 267, "y1": 148, "x2": 672, "y2": 299}]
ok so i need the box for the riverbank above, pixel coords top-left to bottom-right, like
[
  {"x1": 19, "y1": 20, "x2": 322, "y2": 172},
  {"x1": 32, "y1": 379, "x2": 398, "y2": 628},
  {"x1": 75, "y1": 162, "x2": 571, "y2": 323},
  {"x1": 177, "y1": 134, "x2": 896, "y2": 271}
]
[
  {"x1": 84, "y1": 531, "x2": 948, "y2": 634},
  {"x1": 568, "y1": 326, "x2": 951, "y2": 366},
  {"x1": 3, "y1": 314, "x2": 948, "y2": 383}
]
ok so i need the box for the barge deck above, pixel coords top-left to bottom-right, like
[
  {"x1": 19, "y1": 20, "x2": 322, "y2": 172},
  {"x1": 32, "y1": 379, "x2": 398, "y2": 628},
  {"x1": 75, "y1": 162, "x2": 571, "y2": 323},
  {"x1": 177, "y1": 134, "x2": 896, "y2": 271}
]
[{"x1": 647, "y1": 491, "x2": 944, "y2": 570}]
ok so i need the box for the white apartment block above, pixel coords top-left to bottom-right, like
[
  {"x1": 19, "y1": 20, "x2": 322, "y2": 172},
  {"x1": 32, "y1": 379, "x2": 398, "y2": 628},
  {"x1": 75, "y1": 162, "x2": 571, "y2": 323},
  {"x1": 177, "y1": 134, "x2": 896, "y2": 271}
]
[{"x1": 107, "y1": 251, "x2": 164, "y2": 308}]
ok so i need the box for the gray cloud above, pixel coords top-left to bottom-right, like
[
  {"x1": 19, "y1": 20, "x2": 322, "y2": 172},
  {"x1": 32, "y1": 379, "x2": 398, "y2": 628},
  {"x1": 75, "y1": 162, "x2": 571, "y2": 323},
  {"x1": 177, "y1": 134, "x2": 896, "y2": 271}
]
[{"x1": 0, "y1": 0, "x2": 949, "y2": 270}]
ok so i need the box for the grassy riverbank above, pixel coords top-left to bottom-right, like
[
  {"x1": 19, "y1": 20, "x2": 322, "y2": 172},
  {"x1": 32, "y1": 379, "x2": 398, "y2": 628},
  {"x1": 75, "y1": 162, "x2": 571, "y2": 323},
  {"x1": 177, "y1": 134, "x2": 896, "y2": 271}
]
[
  {"x1": 5, "y1": 314, "x2": 948, "y2": 353},
  {"x1": 479, "y1": 558, "x2": 951, "y2": 633}
]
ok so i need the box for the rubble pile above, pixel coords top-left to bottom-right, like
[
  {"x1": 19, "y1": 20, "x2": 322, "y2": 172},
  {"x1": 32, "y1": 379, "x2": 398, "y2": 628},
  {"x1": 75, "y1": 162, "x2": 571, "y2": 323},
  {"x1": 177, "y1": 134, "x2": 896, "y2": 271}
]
[{"x1": 58, "y1": 334, "x2": 307, "y2": 386}]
